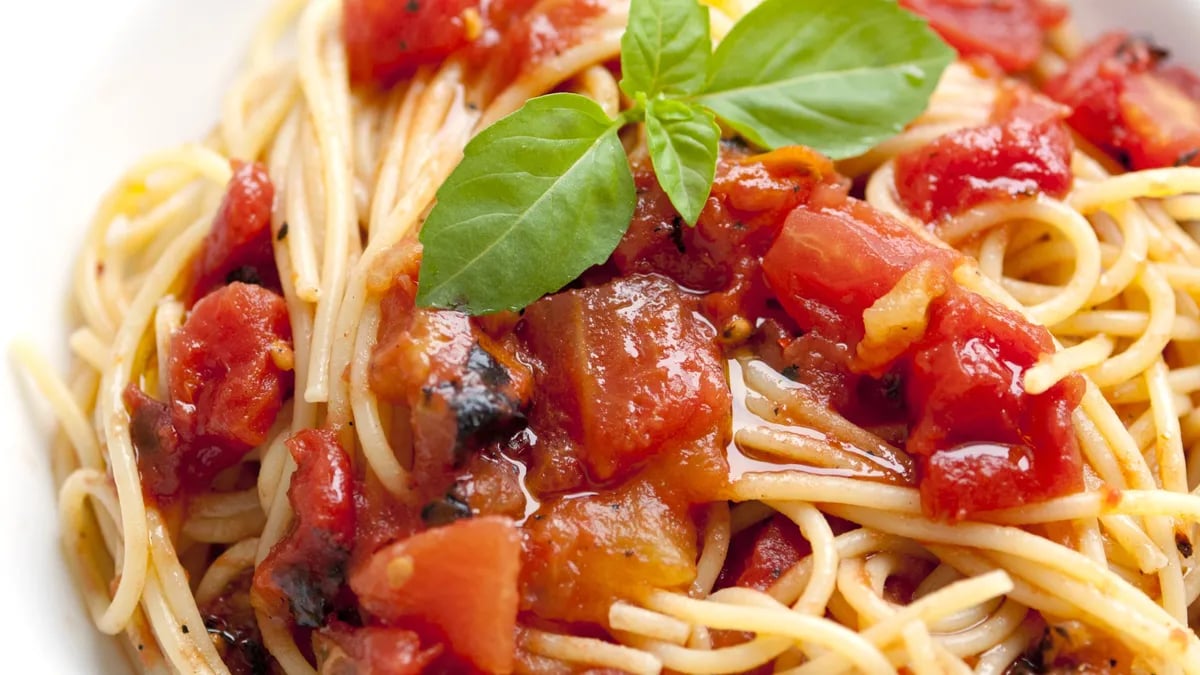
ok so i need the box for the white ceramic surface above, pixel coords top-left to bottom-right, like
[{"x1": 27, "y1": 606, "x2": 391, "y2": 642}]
[{"x1": 0, "y1": 1, "x2": 1196, "y2": 672}]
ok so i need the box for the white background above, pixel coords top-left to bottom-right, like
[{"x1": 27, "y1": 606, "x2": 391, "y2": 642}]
[{"x1": 1, "y1": 0, "x2": 1199, "y2": 672}]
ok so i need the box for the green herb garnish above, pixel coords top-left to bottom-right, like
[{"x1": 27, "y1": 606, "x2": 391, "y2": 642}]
[{"x1": 417, "y1": 0, "x2": 954, "y2": 314}]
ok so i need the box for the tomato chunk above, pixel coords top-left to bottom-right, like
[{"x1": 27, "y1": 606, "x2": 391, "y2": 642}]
[
  {"x1": 894, "y1": 88, "x2": 1074, "y2": 222},
  {"x1": 907, "y1": 289, "x2": 1084, "y2": 517},
  {"x1": 762, "y1": 200, "x2": 1084, "y2": 518},
  {"x1": 521, "y1": 275, "x2": 730, "y2": 485},
  {"x1": 899, "y1": 0, "x2": 1065, "y2": 72},
  {"x1": 344, "y1": 0, "x2": 479, "y2": 87},
  {"x1": 252, "y1": 429, "x2": 355, "y2": 627},
  {"x1": 315, "y1": 623, "x2": 442, "y2": 675},
  {"x1": 613, "y1": 146, "x2": 848, "y2": 330},
  {"x1": 521, "y1": 477, "x2": 697, "y2": 623},
  {"x1": 370, "y1": 255, "x2": 531, "y2": 504},
  {"x1": 350, "y1": 516, "x2": 521, "y2": 674},
  {"x1": 190, "y1": 161, "x2": 278, "y2": 304},
  {"x1": 1044, "y1": 32, "x2": 1200, "y2": 169},
  {"x1": 717, "y1": 514, "x2": 812, "y2": 592},
  {"x1": 128, "y1": 283, "x2": 292, "y2": 498},
  {"x1": 762, "y1": 201, "x2": 959, "y2": 346},
  {"x1": 169, "y1": 283, "x2": 293, "y2": 471}
]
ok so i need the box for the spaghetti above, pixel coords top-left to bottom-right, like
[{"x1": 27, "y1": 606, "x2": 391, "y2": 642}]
[{"x1": 16, "y1": 0, "x2": 1200, "y2": 673}]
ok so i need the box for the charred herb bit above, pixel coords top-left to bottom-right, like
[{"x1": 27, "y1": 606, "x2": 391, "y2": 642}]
[
  {"x1": 780, "y1": 364, "x2": 800, "y2": 381},
  {"x1": 276, "y1": 221, "x2": 289, "y2": 241},
  {"x1": 669, "y1": 215, "x2": 687, "y2": 254},
  {"x1": 225, "y1": 266, "x2": 264, "y2": 286},
  {"x1": 1175, "y1": 148, "x2": 1200, "y2": 167},
  {"x1": 422, "y1": 492, "x2": 473, "y2": 527},
  {"x1": 405, "y1": 0, "x2": 419, "y2": 12},
  {"x1": 881, "y1": 372, "x2": 903, "y2": 402},
  {"x1": 466, "y1": 343, "x2": 511, "y2": 388},
  {"x1": 1177, "y1": 531, "x2": 1195, "y2": 558}
]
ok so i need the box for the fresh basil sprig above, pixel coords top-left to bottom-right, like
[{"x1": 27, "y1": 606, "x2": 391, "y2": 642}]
[{"x1": 417, "y1": 0, "x2": 954, "y2": 315}]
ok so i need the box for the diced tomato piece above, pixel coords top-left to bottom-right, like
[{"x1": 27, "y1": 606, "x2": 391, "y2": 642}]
[
  {"x1": 129, "y1": 283, "x2": 293, "y2": 498},
  {"x1": 315, "y1": 623, "x2": 442, "y2": 675},
  {"x1": 124, "y1": 385, "x2": 184, "y2": 500},
  {"x1": 370, "y1": 259, "x2": 531, "y2": 504},
  {"x1": 190, "y1": 161, "x2": 278, "y2": 304},
  {"x1": 521, "y1": 275, "x2": 731, "y2": 485},
  {"x1": 894, "y1": 88, "x2": 1074, "y2": 222},
  {"x1": 762, "y1": 199, "x2": 1084, "y2": 518},
  {"x1": 612, "y1": 145, "x2": 848, "y2": 329},
  {"x1": 252, "y1": 429, "x2": 356, "y2": 627},
  {"x1": 907, "y1": 289, "x2": 1084, "y2": 517},
  {"x1": 1044, "y1": 32, "x2": 1200, "y2": 169},
  {"x1": 899, "y1": 0, "x2": 1065, "y2": 72},
  {"x1": 350, "y1": 516, "x2": 522, "y2": 674},
  {"x1": 168, "y1": 283, "x2": 293, "y2": 482},
  {"x1": 344, "y1": 0, "x2": 479, "y2": 87},
  {"x1": 761, "y1": 202, "x2": 960, "y2": 346},
  {"x1": 521, "y1": 477, "x2": 697, "y2": 623},
  {"x1": 716, "y1": 515, "x2": 812, "y2": 592},
  {"x1": 470, "y1": 0, "x2": 608, "y2": 90}
]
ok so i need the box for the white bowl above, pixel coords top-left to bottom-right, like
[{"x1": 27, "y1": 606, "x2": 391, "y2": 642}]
[{"x1": 0, "y1": 1, "x2": 1195, "y2": 671}]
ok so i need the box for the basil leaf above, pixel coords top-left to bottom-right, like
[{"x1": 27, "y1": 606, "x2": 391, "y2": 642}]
[
  {"x1": 620, "y1": 0, "x2": 711, "y2": 98},
  {"x1": 695, "y1": 0, "x2": 954, "y2": 158},
  {"x1": 645, "y1": 98, "x2": 719, "y2": 226},
  {"x1": 417, "y1": 93, "x2": 636, "y2": 314}
]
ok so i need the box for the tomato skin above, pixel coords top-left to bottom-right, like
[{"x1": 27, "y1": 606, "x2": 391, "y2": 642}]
[
  {"x1": 1044, "y1": 32, "x2": 1200, "y2": 169},
  {"x1": 521, "y1": 275, "x2": 730, "y2": 486},
  {"x1": 350, "y1": 516, "x2": 522, "y2": 674},
  {"x1": 190, "y1": 161, "x2": 278, "y2": 304},
  {"x1": 521, "y1": 477, "x2": 697, "y2": 624},
  {"x1": 125, "y1": 386, "x2": 185, "y2": 500},
  {"x1": 252, "y1": 429, "x2": 356, "y2": 627},
  {"x1": 315, "y1": 623, "x2": 442, "y2": 675},
  {"x1": 169, "y1": 283, "x2": 293, "y2": 475},
  {"x1": 894, "y1": 90, "x2": 1074, "y2": 222},
  {"x1": 344, "y1": 0, "x2": 478, "y2": 87},
  {"x1": 899, "y1": 0, "x2": 1064, "y2": 72}
]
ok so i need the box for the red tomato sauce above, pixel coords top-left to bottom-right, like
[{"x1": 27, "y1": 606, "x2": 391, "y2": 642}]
[
  {"x1": 762, "y1": 199, "x2": 1084, "y2": 518},
  {"x1": 894, "y1": 85, "x2": 1075, "y2": 223},
  {"x1": 1044, "y1": 32, "x2": 1200, "y2": 169},
  {"x1": 899, "y1": 0, "x2": 1066, "y2": 73},
  {"x1": 173, "y1": 143, "x2": 1090, "y2": 668},
  {"x1": 344, "y1": 0, "x2": 604, "y2": 90},
  {"x1": 252, "y1": 429, "x2": 356, "y2": 629},
  {"x1": 189, "y1": 161, "x2": 279, "y2": 304}
]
